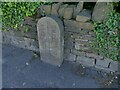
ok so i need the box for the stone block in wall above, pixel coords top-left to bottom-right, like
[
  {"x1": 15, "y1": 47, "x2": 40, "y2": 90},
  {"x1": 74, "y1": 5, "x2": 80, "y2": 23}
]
[
  {"x1": 64, "y1": 31, "x2": 74, "y2": 40},
  {"x1": 64, "y1": 20, "x2": 94, "y2": 31},
  {"x1": 73, "y1": 6, "x2": 77, "y2": 18},
  {"x1": 75, "y1": 45, "x2": 90, "y2": 51},
  {"x1": 88, "y1": 31, "x2": 96, "y2": 37},
  {"x1": 42, "y1": 5, "x2": 51, "y2": 15},
  {"x1": 66, "y1": 29, "x2": 89, "y2": 36},
  {"x1": 6, "y1": 25, "x2": 37, "y2": 40},
  {"x1": 64, "y1": 53, "x2": 76, "y2": 61},
  {"x1": 37, "y1": 5, "x2": 51, "y2": 16},
  {"x1": 64, "y1": 20, "x2": 78, "y2": 28},
  {"x1": 24, "y1": 28, "x2": 37, "y2": 39},
  {"x1": 72, "y1": 33, "x2": 83, "y2": 39},
  {"x1": 77, "y1": 29, "x2": 89, "y2": 35},
  {"x1": 76, "y1": 56, "x2": 95, "y2": 67},
  {"x1": 75, "y1": 43, "x2": 85, "y2": 47},
  {"x1": 84, "y1": 49, "x2": 95, "y2": 53},
  {"x1": 10, "y1": 29, "x2": 24, "y2": 37},
  {"x1": 75, "y1": 38, "x2": 89, "y2": 44},
  {"x1": 36, "y1": 6, "x2": 44, "y2": 17},
  {"x1": 74, "y1": 42, "x2": 80, "y2": 50},
  {"x1": 64, "y1": 40, "x2": 74, "y2": 49},
  {"x1": 86, "y1": 53, "x2": 104, "y2": 60},
  {"x1": 73, "y1": 37, "x2": 94, "y2": 53},
  {"x1": 74, "y1": 41, "x2": 90, "y2": 51},
  {"x1": 10, "y1": 35, "x2": 38, "y2": 51},
  {"x1": 23, "y1": 31, "x2": 37, "y2": 39},
  {"x1": 109, "y1": 60, "x2": 119, "y2": 72},
  {"x1": 92, "y1": 2, "x2": 113, "y2": 22},
  {"x1": 65, "y1": 37, "x2": 75, "y2": 43},
  {"x1": 2, "y1": 29, "x2": 38, "y2": 52},
  {"x1": 81, "y1": 34, "x2": 95, "y2": 41},
  {"x1": 64, "y1": 49, "x2": 70, "y2": 58},
  {"x1": 19, "y1": 26, "x2": 37, "y2": 39},
  {"x1": 51, "y1": 3, "x2": 62, "y2": 16},
  {"x1": 25, "y1": 38, "x2": 39, "y2": 51},
  {"x1": 11, "y1": 36, "x2": 28, "y2": 48},
  {"x1": 73, "y1": 1, "x2": 84, "y2": 18},
  {"x1": 22, "y1": 17, "x2": 37, "y2": 39},
  {"x1": 78, "y1": 22, "x2": 94, "y2": 30},
  {"x1": 23, "y1": 17, "x2": 36, "y2": 26},
  {"x1": 64, "y1": 5, "x2": 74, "y2": 19},
  {"x1": 58, "y1": 4, "x2": 68, "y2": 18},
  {"x1": 24, "y1": 37, "x2": 34, "y2": 46},
  {"x1": 74, "y1": 38, "x2": 92, "y2": 52},
  {"x1": 76, "y1": 9, "x2": 91, "y2": 22},
  {"x1": 26, "y1": 38, "x2": 39, "y2": 51},
  {"x1": 64, "y1": 20, "x2": 81, "y2": 33},
  {"x1": 64, "y1": 48, "x2": 70, "y2": 54},
  {"x1": 64, "y1": 26, "x2": 81, "y2": 34},
  {"x1": 95, "y1": 58, "x2": 112, "y2": 68},
  {"x1": 71, "y1": 49, "x2": 86, "y2": 56}
]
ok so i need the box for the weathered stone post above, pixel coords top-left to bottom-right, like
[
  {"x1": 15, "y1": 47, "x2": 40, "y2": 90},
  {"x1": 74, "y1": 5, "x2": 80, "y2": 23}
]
[{"x1": 37, "y1": 16, "x2": 64, "y2": 67}]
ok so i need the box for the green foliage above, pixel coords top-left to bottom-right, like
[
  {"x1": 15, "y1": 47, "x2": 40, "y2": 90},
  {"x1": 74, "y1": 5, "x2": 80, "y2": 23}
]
[
  {"x1": 93, "y1": 10, "x2": 120, "y2": 61},
  {"x1": 113, "y1": 2, "x2": 120, "y2": 13},
  {"x1": 1, "y1": 2, "x2": 49, "y2": 31}
]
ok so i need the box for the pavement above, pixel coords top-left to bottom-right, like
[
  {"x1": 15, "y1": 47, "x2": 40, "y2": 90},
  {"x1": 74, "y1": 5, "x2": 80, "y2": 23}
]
[{"x1": 2, "y1": 44, "x2": 119, "y2": 88}]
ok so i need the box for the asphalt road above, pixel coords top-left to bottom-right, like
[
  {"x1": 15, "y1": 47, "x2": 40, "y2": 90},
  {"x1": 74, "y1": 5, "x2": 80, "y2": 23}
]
[{"x1": 2, "y1": 44, "x2": 119, "y2": 88}]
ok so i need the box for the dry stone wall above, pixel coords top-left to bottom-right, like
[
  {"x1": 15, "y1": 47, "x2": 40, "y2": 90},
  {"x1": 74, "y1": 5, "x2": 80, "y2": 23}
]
[
  {"x1": 2, "y1": 17, "x2": 39, "y2": 51},
  {"x1": 2, "y1": 2, "x2": 119, "y2": 73}
]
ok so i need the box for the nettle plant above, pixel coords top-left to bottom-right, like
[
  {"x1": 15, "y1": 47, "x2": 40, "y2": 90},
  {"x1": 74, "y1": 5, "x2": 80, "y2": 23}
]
[
  {"x1": 1, "y1": 2, "x2": 50, "y2": 31},
  {"x1": 93, "y1": 10, "x2": 120, "y2": 61}
]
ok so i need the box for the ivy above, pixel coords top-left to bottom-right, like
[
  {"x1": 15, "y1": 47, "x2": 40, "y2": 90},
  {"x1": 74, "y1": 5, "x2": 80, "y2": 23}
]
[
  {"x1": 93, "y1": 10, "x2": 120, "y2": 61},
  {"x1": 1, "y1": 2, "x2": 51, "y2": 31}
]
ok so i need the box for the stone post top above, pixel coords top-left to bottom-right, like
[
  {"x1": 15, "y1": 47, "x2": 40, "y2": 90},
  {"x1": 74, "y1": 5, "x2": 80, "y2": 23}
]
[{"x1": 37, "y1": 16, "x2": 64, "y2": 32}]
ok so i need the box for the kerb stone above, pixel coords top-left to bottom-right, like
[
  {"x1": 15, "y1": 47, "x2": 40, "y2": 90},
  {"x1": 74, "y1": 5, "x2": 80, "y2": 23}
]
[
  {"x1": 109, "y1": 61, "x2": 119, "y2": 72},
  {"x1": 95, "y1": 58, "x2": 112, "y2": 68},
  {"x1": 77, "y1": 56, "x2": 95, "y2": 67}
]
